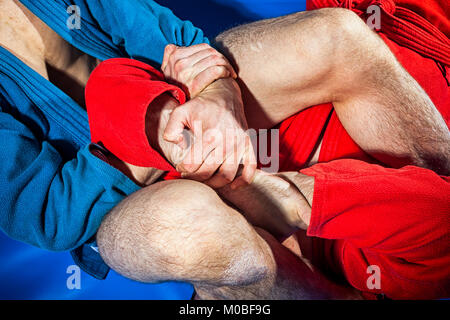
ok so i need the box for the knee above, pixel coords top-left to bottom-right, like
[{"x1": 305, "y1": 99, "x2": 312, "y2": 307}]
[
  {"x1": 97, "y1": 179, "x2": 274, "y2": 286},
  {"x1": 317, "y1": 7, "x2": 368, "y2": 37},
  {"x1": 289, "y1": 8, "x2": 373, "y2": 70}
]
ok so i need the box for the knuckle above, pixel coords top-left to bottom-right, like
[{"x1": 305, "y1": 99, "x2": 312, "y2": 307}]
[
  {"x1": 172, "y1": 106, "x2": 187, "y2": 119},
  {"x1": 209, "y1": 55, "x2": 225, "y2": 65},
  {"x1": 199, "y1": 43, "x2": 211, "y2": 50},
  {"x1": 207, "y1": 47, "x2": 217, "y2": 55},
  {"x1": 172, "y1": 50, "x2": 185, "y2": 63},
  {"x1": 165, "y1": 44, "x2": 175, "y2": 51},
  {"x1": 220, "y1": 171, "x2": 235, "y2": 183},
  {"x1": 173, "y1": 59, "x2": 187, "y2": 73},
  {"x1": 214, "y1": 65, "x2": 227, "y2": 75},
  {"x1": 168, "y1": 54, "x2": 177, "y2": 67}
]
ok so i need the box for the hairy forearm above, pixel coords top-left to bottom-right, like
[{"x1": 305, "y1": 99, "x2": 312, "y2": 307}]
[
  {"x1": 218, "y1": 170, "x2": 314, "y2": 240},
  {"x1": 215, "y1": 8, "x2": 450, "y2": 174}
]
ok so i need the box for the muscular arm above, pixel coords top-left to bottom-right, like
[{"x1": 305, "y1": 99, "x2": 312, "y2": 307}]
[{"x1": 215, "y1": 8, "x2": 450, "y2": 174}]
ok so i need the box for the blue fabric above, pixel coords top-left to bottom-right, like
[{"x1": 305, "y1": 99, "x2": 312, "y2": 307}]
[
  {"x1": 20, "y1": 0, "x2": 209, "y2": 65},
  {"x1": 0, "y1": 47, "x2": 140, "y2": 252},
  {"x1": 0, "y1": 0, "x2": 306, "y2": 300},
  {"x1": 1, "y1": 0, "x2": 208, "y2": 299}
]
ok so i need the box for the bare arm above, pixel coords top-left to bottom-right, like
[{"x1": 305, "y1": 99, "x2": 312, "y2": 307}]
[{"x1": 214, "y1": 8, "x2": 450, "y2": 174}]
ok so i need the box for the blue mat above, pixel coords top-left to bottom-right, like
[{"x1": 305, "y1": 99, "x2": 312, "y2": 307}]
[{"x1": 0, "y1": 0, "x2": 306, "y2": 300}]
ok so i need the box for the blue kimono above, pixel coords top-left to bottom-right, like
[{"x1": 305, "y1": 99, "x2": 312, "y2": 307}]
[{"x1": 0, "y1": 0, "x2": 208, "y2": 279}]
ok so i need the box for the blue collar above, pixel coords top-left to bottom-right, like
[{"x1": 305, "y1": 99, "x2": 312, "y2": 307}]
[
  {"x1": 0, "y1": 46, "x2": 90, "y2": 146},
  {"x1": 19, "y1": 0, "x2": 123, "y2": 61}
]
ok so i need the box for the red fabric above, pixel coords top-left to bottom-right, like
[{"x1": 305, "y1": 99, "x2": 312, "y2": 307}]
[
  {"x1": 86, "y1": 58, "x2": 186, "y2": 171},
  {"x1": 275, "y1": 0, "x2": 450, "y2": 299},
  {"x1": 300, "y1": 160, "x2": 450, "y2": 299}
]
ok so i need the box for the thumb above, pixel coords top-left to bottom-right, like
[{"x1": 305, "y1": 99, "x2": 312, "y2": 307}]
[
  {"x1": 162, "y1": 44, "x2": 177, "y2": 72},
  {"x1": 163, "y1": 106, "x2": 188, "y2": 146}
]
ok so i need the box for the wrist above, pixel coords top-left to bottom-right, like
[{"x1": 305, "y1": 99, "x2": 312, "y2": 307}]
[
  {"x1": 90, "y1": 143, "x2": 164, "y2": 186},
  {"x1": 145, "y1": 93, "x2": 190, "y2": 168}
]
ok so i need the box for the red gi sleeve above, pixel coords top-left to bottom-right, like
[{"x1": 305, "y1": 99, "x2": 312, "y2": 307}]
[{"x1": 85, "y1": 58, "x2": 186, "y2": 171}]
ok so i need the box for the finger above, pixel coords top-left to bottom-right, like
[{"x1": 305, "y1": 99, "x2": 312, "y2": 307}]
[
  {"x1": 163, "y1": 106, "x2": 188, "y2": 146},
  {"x1": 192, "y1": 54, "x2": 236, "y2": 78},
  {"x1": 204, "y1": 152, "x2": 241, "y2": 188},
  {"x1": 178, "y1": 141, "x2": 217, "y2": 174},
  {"x1": 176, "y1": 47, "x2": 222, "y2": 69},
  {"x1": 180, "y1": 48, "x2": 236, "y2": 78},
  {"x1": 177, "y1": 130, "x2": 218, "y2": 174},
  {"x1": 169, "y1": 43, "x2": 211, "y2": 63},
  {"x1": 181, "y1": 146, "x2": 225, "y2": 181},
  {"x1": 190, "y1": 65, "x2": 231, "y2": 97},
  {"x1": 230, "y1": 142, "x2": 257, "y2": 190},
  {"x1": 162, "y1": 44, "x2": 177, "y2": 72},
  {"x1": 171, "y1": 48, "x2": 230, "y2": 80}
]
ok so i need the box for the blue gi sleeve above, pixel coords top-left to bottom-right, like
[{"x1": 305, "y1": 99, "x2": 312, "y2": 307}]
[
  {"x1": 85, "y1": 0, "x2": 210, "y2": 63},
  {"x1": 0, "y1": 105, "x2": 140, "y2": 251}
]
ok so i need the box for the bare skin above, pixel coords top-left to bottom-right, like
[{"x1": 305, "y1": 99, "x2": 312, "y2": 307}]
[
  {"x1": 97, "y1": 8, "x2": 449, "y2": 299},
  {"x1": 4, "y1": 1, "x2": 447, "y2": 299},
  {"x1": 213, "y1": 8, "x2": 450, "y2": 174},
  {"x1": 96, "y1": 177, "x2": 360, "y2": 300},
  {"x1": 1, "y1": 0, "x2": 99, "y2": 108}
]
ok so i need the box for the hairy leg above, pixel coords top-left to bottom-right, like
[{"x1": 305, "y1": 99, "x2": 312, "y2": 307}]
[
  {"x1": 97, "y1": 68, "x2": 358, "y2": 299},
  {"x1": 96, "y1": 178, "x2": 360, "y2": 299},
  {"x1": 195, "y1": 227, "x2": 360, "y2": 300},
  {"x1": 215, "y1": 8, "x2": 450, "y2": 174},
  {"x1": 96, "y1": 179, "x2": 272, "y2": 286}
]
